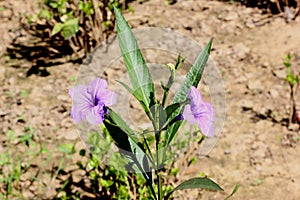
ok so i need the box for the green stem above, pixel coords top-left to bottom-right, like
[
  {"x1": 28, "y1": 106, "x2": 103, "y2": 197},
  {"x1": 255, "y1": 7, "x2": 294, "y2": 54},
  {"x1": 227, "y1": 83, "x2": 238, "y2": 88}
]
[
  {"x1": 148, "y1": 182, "x2": 158, "y2": 200},
  {"x1": 162, "y1": 69, "x2": 175, "y2": 108},
  {"x1": 153, "y1": 105, "x2": 163, "y2": 200},
  {"x1": 143, "y1": 132, "x2": 156, "y2": 168},
  {"x1": 158, "y1": 173, "x2": 163, "y2": 200}
]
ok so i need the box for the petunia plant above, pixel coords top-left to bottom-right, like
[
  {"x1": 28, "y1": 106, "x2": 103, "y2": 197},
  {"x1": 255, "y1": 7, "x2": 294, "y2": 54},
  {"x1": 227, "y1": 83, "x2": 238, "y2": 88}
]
[{"x1": 69, "y1": 7, "x2": 231, "y2": 200}]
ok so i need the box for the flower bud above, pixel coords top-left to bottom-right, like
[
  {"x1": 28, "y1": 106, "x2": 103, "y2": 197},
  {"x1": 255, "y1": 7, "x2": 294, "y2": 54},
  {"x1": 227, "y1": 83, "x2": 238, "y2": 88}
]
[{"x1": 166, "y1": 63, "x2": 175, "y2": 71}]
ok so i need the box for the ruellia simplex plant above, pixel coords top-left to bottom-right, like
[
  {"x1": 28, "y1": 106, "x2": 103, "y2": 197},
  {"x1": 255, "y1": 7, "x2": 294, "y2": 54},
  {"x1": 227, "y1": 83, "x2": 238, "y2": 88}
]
[{"x1": 69, "y1": 7, "x2": 236, "y2": 199}]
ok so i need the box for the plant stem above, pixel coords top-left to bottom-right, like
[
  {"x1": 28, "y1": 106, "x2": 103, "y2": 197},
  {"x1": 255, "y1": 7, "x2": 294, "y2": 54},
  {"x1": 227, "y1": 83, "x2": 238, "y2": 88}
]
[
  {"x1": 289, "y1": 84, "x2": 296, "y2": 125},
  {"x1": 162, "y1": 69, "x2": 175, "y2": 108},
  {"x1": 148, "y1": 182, "x2": 158, "y2": 200},
  {"x1": 153, "y1": 106, "x2": 163, "y2": 200},
  {"x1": 158, "y1": 173, "x2": 163, "y2": 200},
  {"x1": 143, "y1": 132, "x2": 156, "y2": 168}
]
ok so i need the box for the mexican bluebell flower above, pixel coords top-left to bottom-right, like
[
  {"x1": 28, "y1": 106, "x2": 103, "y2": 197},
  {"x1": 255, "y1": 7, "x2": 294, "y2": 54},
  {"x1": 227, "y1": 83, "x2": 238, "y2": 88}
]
[
  {"x1": 182, "y1": 86, "x2": 215, "y2": 137},
  {"x1": 69, "y1": 78, "x2": 117, "y2": 125}
]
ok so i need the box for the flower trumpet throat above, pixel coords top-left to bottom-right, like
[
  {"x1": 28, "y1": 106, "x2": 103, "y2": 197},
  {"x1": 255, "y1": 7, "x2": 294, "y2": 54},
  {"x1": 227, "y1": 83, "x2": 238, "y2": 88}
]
[
  {"x1": 69, "y1": 78, "x2": 117, "y2": 125},
  {"x1": 183, "y1": 86, "x2": 216, "y2": 137}
]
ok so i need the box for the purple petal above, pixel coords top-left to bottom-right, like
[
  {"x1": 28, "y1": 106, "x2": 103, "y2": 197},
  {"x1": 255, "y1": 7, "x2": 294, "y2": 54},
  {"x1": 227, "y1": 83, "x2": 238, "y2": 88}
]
[
  {"x1": 189, "y1": 86, "x2": 204, "y2": 107},
  {"x1": 197, "y1": 119, "x2": 214, "y2": 137},
  {"x1": 185, "y1": 86, "x2": 216, "y2": 137},
  {"x1": 70, "y1": 103, "x2": 92, "y2": 123},
  {"x1": 183, "y1": 105, "x2": 198, "y2": 124},
  {"x1": 189, "y1": 86, "x2": 205, "y2": 115},
  {"x1": 69, "y1": 85, "x2": 94, "y2": 123},
  {"x1": 69, "y1": 78, "x2": 117, "y2": 125},
  {"x1": 197, "y1": 103, "x2": 215, "y2": 137},
  {"x1": 203, "y1": 102, "x2": 216, "y2": 122},
  {"x1": 100, "y1": 90, "x2": 118, "y2": 107},
  {"x1": 69, "y1": 85, "x2": 93, "y2": 105},
  {"x1": 88, "y1": 78, "x2": 108, "y2": 100},
  {"x1": 86, "y1": 105, "x2": 105, "y2": 125}
]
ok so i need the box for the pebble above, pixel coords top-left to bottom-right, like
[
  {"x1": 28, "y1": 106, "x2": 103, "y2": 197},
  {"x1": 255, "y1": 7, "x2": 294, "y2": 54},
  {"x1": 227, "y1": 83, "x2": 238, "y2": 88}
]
[
  {"x1": 235, "y1": 75, "x2": 247, "y2": 83},
  {"x1": 240, "y1": 99, "x2": 254, "y2": 110},
  {"x1": 245, "y1": 20, "x2": 255, "y2": 28},
  {"x1": 261, "y1": 62, "x2": 270, "y2": 68},
  {"x1": 64, "y1": 131, "x2": 78, "y2": 140},
  {"x1": 219, "y1": 12, "x2": 239, "y2": 21},
  {"x1": 233, "y1": 43, "x2": 250, "y2": 60},
  {"x1": 224, "y1": 149, "x2": 231, "y2": 155},
  {"x1": 273, "y1": 69, "x2": 286, "y2": 79},
  {"x1": 269, "y1": 89, "x2": 279, "y2": 98},
  {"x1": 57, "y1": 94, "x2": 69, "y2": 102},
  {"x1": 8, "y1": 77, "x2": 15, "y2": 85},
  {"x1": 0, "y1": 8, "x2": 13, "y2": 20},
  {"x1": 247, "y1": 80, "x2": 263, "y2": 91},
  {"x1": 288, "y1": 124, "x2": 299, "y2": 131},
  {"x1": 0, "y1": 66, "x2": 6, "y2": 83}
]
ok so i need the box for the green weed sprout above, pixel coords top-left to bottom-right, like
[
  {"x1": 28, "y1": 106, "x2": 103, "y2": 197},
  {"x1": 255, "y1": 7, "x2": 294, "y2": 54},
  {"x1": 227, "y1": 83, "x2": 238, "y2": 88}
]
[{"x1": 283, "y1": 53, "x2": 300, "y2": 125}]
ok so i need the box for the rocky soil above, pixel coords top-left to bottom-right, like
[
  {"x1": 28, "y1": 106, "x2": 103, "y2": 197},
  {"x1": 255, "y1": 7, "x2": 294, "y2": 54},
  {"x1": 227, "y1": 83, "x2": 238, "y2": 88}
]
[{"x1": 0, "y1": 0, "x2": 300, "y2": 199}]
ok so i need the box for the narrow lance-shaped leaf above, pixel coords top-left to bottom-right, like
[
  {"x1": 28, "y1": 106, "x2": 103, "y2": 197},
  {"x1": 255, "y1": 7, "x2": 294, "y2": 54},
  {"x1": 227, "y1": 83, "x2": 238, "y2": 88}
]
[
  {"x1": 224, "y1": 184, "x2": 240, "y2": 200},
  {"x1": 164, "y1": 39, "x2": 213, "y2": 147},
  {"x1": 114, "y1": 7, "x2": 155, "y2": 114},
  {"x1": 117, "y1": 80, "x2": 148, "y2": 113},
  {"x1": 164, "y1": 177, "x2": 223, "y2": 199},
  {"x1": 104, "y1": 109, "x2": 152, "y2": 182}
]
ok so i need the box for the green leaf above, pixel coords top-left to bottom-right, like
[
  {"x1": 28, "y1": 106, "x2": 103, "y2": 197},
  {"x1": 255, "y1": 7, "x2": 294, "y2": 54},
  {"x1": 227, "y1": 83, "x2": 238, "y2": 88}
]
[
  {"x1": 52, "y1": 22, "x2": 64, "y2": 36},
  {"x1": 165, "y1": 177, "x2": 223, "y2": 199},
  {"x1": 149, "y1": 103, "x2": 168, "y2": 131},
  {"x1": 116, "y1": 80, "x2": 148, "y2": 112},
  {"x1": 154, "y1": 103, "x2": 183, "y2": 131},
  {"x1": 61, "y1": 18, "x2": 79, "y2": 39},
  {"x1": 104, "y1": 109, "x2": 152, "y2": 182},
  {"x1": 107, "y1": 108, "x2": 139, "y2": 142},
  {"x1": 224, "y1": 184, "x2": 240, "y2": 200},
  {"x1": 59, "y1": 143, "x2": 75, "y2": 155},
  {"x1": 165, "y1": 103, "x2": 181, "y2": 119},
  {"x1": 114, "y1": 7, "x2": 155, "y2": 116},
  {"x1": 164, "y1": 39, "x2": 213, "y2": 147},
  {"x1": 49, "y1": 2, "x2": 58, "y2": 8}
]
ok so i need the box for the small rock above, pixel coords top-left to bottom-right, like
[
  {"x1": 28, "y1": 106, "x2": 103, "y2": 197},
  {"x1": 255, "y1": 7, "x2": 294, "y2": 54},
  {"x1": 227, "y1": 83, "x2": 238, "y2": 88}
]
[
  {"x1": 247, "y1": 80, "x2": 263, "y2": 91},
  {"x1": 245, "y1": 20, "x2": 255, "y2": 28},
  {"x1": 64, "y1": 131, "x2": 78, "y2": 140},
  {"x1": 224, "y1": 149, "x2": 231, "y2": 155},
  {"x1": 43, "y1": 84, "x2": 53, "y2": 91},
  {"x1": 235, "y1": 75, "x2": 247, "y2": 83},
  {"x1": 261, "y1": 62, "x2": 270, "y2": 68},
  {"x1": 269, "y1": 89, "x2": 279, "y2": 98},
  {"x1": 232, "y1": 43, "x2": 250, "y2": 60},
  {"x1": 273, "y1": 69, "x2": 286, "y2": 79},
  {"x1": 47, "y1": 119, "x2": 57, "y2": 127},
  {"x1": 240, "y1": 99, "x2": 254, "y2": 110},
  {"x1": 0, "y1": 108, "x2": 10, "y2": 116},
  {"x1": 8, "y1": 77, "x2": 15, "y2": 85},
  {"x1": 225, "y1": 12, "x2": 238, "y2": 21},
  {"x1": 0, "y1": 8, "x2": 13, "y2": 20},
  {"x1": 0, "y1": 66, "x2": 6, "y2": 83},
  {"x1": 57, "y1": 94, "x2": 69, "y2": 102},
  {"x1": 288, "y1": 123, "x2": 299, "y2": 131},
  {"x1": 265, "y1": 158, "x2": 272, "y2": 165},
  {"x1": 241, "y1": 7, "x2": 253, "y2": 15},
  {"x1": 284, "y1": 7, "x2": 293, "y2": 23}
]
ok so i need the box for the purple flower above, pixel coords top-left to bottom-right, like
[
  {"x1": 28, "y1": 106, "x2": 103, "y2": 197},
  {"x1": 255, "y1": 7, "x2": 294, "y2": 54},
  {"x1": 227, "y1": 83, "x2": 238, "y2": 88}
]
[
  {"x1": 69, "y1": 78, "x2": 117, "y2": 125},
  {"x1": 182, "y1": 86, "x2": 215, "y2": 137}
]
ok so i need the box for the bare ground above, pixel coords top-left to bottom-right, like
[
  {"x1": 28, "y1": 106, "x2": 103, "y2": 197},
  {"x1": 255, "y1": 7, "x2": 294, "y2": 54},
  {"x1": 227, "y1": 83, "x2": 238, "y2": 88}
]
[{"x1": 0, "y1": 0, "x2": 300, "y2": 199}]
